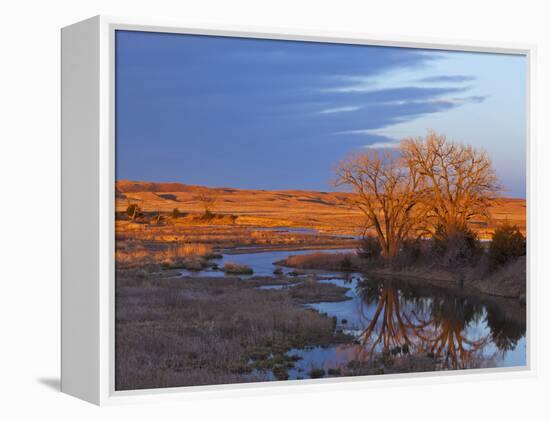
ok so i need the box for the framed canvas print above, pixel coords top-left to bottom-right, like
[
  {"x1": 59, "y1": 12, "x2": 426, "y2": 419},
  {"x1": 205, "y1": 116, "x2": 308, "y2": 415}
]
[{"x1": 61, "y1": 15, "x2": 534, "y2": 405}]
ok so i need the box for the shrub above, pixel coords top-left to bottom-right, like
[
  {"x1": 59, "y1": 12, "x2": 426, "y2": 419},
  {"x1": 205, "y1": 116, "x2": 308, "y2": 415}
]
[
  {"x1": 431, "y1": 224, "x2": 481, "y2": 267},
  {"x1": 308, "y1": 367, "x2": 325, "y2": 379},
  {"x1": 177, "y1": 258, "x2": 207, "y2": 271},
  {"x1": 272, "y1": 366, "x2": 289, "y2": 380},
  {"x1": 223, "y1": 262, "x2": 253, "y2": 275},
  {"x1": 340, "y1": 255, "x2": 353, "y2": 270},
  {"x1": 172, "y1": 208, "x2": 181, "y2": 219},
  {"x1": 401, "y1": 238, "x2": 422, "y2": 262},
  {"x1": 202, "y1": 209, "x2": 214, "y2": 220},
  {"x1": 391, "y1": 238, "x2": 424, "y2": 268},
  {"x1": 357, "y1": 235, "x2": 382, "y2": 259},
  {"x1": 489, "y1": 223, "x2": 526, "y2": 266},
  {"x1": 126, "y1": 204, "x2": 141, "y2": 219}
]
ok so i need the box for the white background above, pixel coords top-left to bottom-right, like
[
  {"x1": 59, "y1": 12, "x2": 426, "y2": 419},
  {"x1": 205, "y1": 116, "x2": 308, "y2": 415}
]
[{"x1": 1, "y1": 0, "x2": 548, "y2": 419}]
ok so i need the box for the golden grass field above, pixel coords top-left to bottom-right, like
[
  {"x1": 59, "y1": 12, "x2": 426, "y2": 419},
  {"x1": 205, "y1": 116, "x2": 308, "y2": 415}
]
[{"x1": 116, "y1": 180, "x2": 526, "y2": 239}]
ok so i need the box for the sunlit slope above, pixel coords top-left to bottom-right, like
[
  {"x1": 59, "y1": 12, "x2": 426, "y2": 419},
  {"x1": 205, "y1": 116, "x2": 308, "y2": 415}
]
[{"x1": 115, "y1": 180, "x2": 526, "y2": 237}]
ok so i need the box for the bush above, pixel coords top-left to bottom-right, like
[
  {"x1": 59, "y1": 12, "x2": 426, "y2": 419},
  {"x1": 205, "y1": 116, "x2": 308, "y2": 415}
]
[
  {"x1": 223, "y1": 262, "x2": 253, "y2": 275},
  {"x1": 357, "y1": 235, "x2": 382, "y2": 259},
  {"x1": 431, "y1": 224, "x2": 481, "y2": 267},
  {"x1": 340, "y1": 255, "x2": 353, "y2": 270},
  {"x1": 392, "y1": 238, "x2": 424, "y2": 268},
  {"x1": 172, "y1": 208, "x2": 181, "y2": 219},
  {"x1": 126, "y1": 203, "x2": 141, "y2": 219},
  {"x1": 308, "y1": 367, "x2": 325, "y2": 379},
  {"x1": 401, "y1": 239, "x2": 422, "y2": 261},
  {"x1": 489, "y1": 223, "x2": 526, "y2": 266}
]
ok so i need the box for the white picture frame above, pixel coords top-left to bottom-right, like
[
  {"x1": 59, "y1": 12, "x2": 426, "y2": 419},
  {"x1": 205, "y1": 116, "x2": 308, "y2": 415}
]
[{"x1": 61, "y1": 15, "x2": 536, "y2": 405}]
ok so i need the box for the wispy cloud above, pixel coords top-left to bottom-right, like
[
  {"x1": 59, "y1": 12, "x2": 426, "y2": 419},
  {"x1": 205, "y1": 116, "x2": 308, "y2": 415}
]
[
  {"x1": 319, "y1": 106, "x2": 361, "y2": 114},
  {"x1": 426, "y1": 95, "x2": 487, "y2": 106},
  {"x1": 372, "y1": 94, "x2": 486, "y2": 107},
  {"x1": 416, "y1": 75, "x2": 476, "y2": 83},
  {"x1": 332, "y1": 129, "x2": 372, "y2": 135}
]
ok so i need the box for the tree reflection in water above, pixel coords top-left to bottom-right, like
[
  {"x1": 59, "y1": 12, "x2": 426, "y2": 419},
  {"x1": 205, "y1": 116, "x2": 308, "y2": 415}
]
[
  {"x1": 355, "y1": 279, "x2": 525, "y2": 370},
  {"x1": 416, "y1": 296, "x2": 490, "y2": 369},
  {"x1": 356, "y1": 280, "x2": 429, "y2": 355}
]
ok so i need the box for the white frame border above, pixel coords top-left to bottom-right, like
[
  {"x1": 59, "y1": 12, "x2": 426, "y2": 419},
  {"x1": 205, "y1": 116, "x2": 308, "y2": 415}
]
[{"x1": 93, "y1": 15, "x2": 536, "y2": 405}]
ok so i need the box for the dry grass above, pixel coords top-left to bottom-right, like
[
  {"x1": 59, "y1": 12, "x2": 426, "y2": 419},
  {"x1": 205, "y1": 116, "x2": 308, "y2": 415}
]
[
  {"x1": 278, "y1": 252, "x2": 367, "y2": 272},
  {"x1": 115, "y1": 275, "x2": 346, "y2": 390},
  {"x1": 169, "y1": 243, "x2": 212, "y2": 258},
  {"x1": 115, "y1": 221, "x2": 355, "y2": 253},
  {"x1": 466, "y1": 256, "x2": 526, "y2": 299},
  {"x1": 115, "y1": 241, "x2": 214, "y2": 269},
  {"x1": 289, "y1": 278, "x2": 351, "y2": 304},
  {"x1": 116, "y1": 180, "x2": 525, "y2": 238}
]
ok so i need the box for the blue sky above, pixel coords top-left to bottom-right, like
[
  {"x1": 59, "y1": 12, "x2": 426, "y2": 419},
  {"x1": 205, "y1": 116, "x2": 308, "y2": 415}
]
[{"x1": 115, "y1": 30, "x2": 526, "y2": 197}]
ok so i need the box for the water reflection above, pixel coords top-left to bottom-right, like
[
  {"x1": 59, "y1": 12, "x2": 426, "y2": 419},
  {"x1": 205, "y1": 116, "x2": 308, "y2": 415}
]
[{"x1": 355, "y1": 279, "x2": 526, "y2": 370}]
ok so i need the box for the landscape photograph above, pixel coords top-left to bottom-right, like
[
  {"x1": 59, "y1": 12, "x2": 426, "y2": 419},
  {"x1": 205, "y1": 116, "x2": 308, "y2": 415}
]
[{"x1": 114, "y1": 30, "x2": 527, "y2": 390}]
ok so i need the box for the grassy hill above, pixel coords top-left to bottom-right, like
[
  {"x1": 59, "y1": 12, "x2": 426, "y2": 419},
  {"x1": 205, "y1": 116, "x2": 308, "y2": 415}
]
[{"x1": 115, "y1": 180, "x2": 526, "y2": 238}]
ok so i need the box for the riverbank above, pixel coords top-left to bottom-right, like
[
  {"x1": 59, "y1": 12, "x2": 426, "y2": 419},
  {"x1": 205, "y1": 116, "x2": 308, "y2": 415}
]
[{"x1": 276, "y1": 251, "x2": 526, "y2": 300}]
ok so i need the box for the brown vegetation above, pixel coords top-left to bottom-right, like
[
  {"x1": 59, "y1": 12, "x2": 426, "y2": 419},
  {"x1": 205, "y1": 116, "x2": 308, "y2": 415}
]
[
  {"x1": 115, "y1": 273, "x2": 351, "y2": 389},
  {"x1": 277, "y1": 252, "x2": 366, "y2": 272},
  {"x1": 223, "y1": 262, "x2": 253, "y2": 275},
  {"x1": 194, "y1": 191, "x2": 217, "y2": 216},
  {"x1": 115, "y1": 241, "x2": 215, "y2": 270}
]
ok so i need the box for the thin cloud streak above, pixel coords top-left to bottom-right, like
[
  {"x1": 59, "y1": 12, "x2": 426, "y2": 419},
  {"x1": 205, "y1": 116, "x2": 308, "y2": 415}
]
[
  {"x1": 417, "y1": 75, "x2": 476, "y2": 83},
  {"x1": 319, "y1": 106, "x2": 362, "y2": 114}
]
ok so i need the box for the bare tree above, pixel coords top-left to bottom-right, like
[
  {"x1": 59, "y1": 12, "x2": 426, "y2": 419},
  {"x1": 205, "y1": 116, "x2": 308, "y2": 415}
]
[
  {"x1": 336, "y1": 150, "x2": 427, "y2": 260},
  {"x1": 400, "y1": 131, "x2": 501, "y2": 236},
  {"x1": 194, "y1": 192, "x2": 217, "y2": 216}
]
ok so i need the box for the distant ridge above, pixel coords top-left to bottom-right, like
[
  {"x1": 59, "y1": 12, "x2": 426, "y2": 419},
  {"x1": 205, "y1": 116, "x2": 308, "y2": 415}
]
[
  {"x1": 116, "y1": 180, "x2": 209, "y2": 193},
  {"x1": 116, "y1": 180, "x2": 527, "y2": 201},
  {"x1": 115, "y1": 180, "x2": 333, "y2": 196}
]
